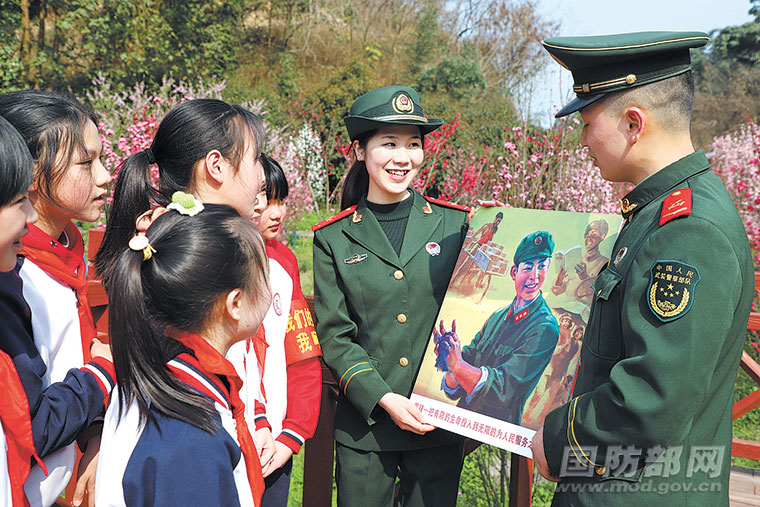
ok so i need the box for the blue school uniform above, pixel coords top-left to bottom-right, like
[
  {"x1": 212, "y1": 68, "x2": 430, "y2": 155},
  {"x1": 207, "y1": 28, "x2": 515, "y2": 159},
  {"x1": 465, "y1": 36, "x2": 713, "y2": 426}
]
[{"x1": 95, "y1": 352, "x2": 256, "y2": 507}]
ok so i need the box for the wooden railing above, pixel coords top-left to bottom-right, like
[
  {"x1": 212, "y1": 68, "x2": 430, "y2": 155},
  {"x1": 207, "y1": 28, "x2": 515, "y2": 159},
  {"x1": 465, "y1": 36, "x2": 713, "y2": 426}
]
[
  {"x1": 731, "y1": 272, "x2": 760, "y2": 461},
  {"x1": 74, "y1": 229, "x2": 759, "y2": 507}
]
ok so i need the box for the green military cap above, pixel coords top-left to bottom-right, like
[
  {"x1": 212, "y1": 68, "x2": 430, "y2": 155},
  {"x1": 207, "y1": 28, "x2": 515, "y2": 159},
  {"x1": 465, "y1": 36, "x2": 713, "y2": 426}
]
[
  {"x1": 543, "y1": 31, "x2": 709, "y2": 117},
  {"x1": 344, "y1": 85, "x2": 444, "y2": 141},
  {"x1": 513, "y1": 231, "x2": 554, "y2": 266}
]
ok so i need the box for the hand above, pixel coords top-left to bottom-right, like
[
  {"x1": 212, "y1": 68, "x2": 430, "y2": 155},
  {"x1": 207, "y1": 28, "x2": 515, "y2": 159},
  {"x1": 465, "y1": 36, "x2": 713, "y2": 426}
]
[
  {"x1": 90, "y1": 338, "x2": 112, "y2": 362},
  {"x1": 442, "y1": 320, "x2": 462, "y2": 371},
  {"x1": 255, "y1": 427, "x2": 275, "y2": 474},
  {"x1": 73, "y1": 434, "x2": 100, "y2": 507},
  {"x1": 530, "y1": 426, "x2": 560, "y2": 482},
  {"x1": 377, "y1": 393, "x2": 436, "y2": 435},
  {"x1": 263, "y1": 441, "x2": 294, "y2": 478},
  {"x1": 574, "y1": 262, "x2": 589, "y2": 280}
]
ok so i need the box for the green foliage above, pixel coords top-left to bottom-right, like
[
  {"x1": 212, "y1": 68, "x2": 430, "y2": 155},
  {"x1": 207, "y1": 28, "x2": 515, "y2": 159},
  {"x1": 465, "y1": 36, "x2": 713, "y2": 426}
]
[{"x1": 417, "y1": 56, "x2": 486, "y2": 99}]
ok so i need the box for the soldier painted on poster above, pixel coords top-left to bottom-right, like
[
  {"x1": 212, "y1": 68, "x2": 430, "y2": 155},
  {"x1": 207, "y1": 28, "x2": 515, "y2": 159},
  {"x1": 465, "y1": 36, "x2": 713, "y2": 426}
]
[{"x1": 411, "y1": 207, "x2": 622, "y2": 457}]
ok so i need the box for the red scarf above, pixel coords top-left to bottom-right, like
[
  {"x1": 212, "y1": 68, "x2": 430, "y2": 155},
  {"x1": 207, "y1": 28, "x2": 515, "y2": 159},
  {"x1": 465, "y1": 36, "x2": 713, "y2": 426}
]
[
  {"x1": 19, "y1": 223, "x2": 96, "y2": 362},
  {"x1": 0, "y1": 350, "x2": 46, "y2": 506},
  {"x1": 167, "y1": 330, "x2": 265, "y2": 507}
]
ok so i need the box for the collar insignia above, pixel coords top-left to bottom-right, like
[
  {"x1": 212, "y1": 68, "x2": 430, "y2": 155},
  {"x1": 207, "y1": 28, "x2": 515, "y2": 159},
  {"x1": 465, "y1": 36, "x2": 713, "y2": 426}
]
[
  {"x1": 352, "y1": 211, "x2": 362, "y2": 223},
  {"x1": 422, "y1": 202, "x2": 433, "y2": 214},
  {"x1": 620, "y1": 198, "x2": 637, "y2": 215}
]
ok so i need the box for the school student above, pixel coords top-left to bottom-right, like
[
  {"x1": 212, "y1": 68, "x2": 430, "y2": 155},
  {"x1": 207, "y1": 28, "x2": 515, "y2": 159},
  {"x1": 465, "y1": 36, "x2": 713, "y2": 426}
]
[
  {"x1": 0, "y1": 90, "x2": 115, "y2": 506},
  {"x1": 227, "y1": 155, "x2": 321, "y2": 506},
  {"x1": 312, "y1": 86, "x2": 470, "y2": 507},
  {"x1": 95, "y1": 199, "x2": 272, "y2": 506},
  {"x1": 0, "y1": 115, "x2": 41, "y2": 506},
  {"x1": 94, "y1": 98, "x2": 276, "y2": 471}
]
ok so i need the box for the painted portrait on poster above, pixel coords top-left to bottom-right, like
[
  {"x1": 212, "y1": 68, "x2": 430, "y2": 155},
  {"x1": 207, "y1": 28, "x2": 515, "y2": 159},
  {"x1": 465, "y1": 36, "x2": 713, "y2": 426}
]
[{"x1": 411, "y1": 207, "x2": 623, "y2": 458}]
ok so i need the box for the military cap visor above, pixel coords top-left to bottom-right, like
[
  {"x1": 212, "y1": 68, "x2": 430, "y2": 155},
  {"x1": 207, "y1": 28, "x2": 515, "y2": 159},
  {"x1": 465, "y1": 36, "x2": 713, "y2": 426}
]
[
  {"x1": 543, "y1": 31, "x2": 709, "y2": 117},
  {"x1": 344, "y1": 85, "x2": 444, "y2": 141}
]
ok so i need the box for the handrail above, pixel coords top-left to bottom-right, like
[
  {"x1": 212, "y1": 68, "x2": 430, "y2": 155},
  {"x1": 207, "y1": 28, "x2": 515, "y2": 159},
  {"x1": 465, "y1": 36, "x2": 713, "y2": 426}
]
[{"x1": 731, "y1": 272, "x2": 760, "y2": 460}]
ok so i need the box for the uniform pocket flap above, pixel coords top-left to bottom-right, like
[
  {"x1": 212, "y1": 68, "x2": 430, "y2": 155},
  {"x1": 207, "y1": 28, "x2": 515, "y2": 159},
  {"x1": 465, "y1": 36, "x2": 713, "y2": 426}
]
[{"x1": 593, "y1": 269, "x2": 623, "y2": 301}]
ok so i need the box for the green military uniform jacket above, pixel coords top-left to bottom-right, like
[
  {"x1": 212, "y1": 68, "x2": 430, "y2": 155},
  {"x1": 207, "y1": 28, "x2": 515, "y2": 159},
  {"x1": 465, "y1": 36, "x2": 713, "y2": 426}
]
[
  {"x1": 313, "y1": 190, "x2": 469, "y2": 451},
  {"x1": 543, "y1": 151, "x2": 755, "y2": 506},
  {"x1": 446, "y1": 294, "x2": 559, "y2": 424}
]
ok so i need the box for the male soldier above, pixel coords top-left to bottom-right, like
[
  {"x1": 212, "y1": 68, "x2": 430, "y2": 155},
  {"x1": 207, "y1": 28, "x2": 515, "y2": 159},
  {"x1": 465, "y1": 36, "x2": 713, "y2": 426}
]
[
  {"x1": 439, "y1": 231, "x2": 560, "y2": 424},
  {"x1": 531, "y1": 32, "x2": 755, "y2": 507}
]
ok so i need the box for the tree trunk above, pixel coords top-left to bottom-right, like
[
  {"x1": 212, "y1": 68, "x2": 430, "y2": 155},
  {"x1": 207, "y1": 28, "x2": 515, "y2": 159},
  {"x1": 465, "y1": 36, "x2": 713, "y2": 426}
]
[{"x1": 20, "y1": 0, "x2": 33, "y2": 85}]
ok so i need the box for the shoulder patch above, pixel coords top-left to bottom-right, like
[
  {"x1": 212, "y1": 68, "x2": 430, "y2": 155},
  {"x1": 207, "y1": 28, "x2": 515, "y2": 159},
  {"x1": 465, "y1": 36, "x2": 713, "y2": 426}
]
[
  {"x1": 423, "y1": 195, "x2": 471, "y2": 213},
  {"x1": 659, "y1": 188, "x2": 691, "y2": 226},
  {"x1": 311, "y1": 205, "x2": 358, "y2": 232},
  {"x1": 647, "y1": 260, "x2": 700, "y2": 322}
]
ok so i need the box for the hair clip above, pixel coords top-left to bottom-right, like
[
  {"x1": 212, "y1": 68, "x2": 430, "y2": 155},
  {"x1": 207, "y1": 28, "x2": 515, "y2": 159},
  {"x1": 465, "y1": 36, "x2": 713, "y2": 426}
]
[
  {"x1": 166, "y1": 191, "x2": 204, "y2": 216},
  {"x1": 129, "y1": 234, "x2": 157, "y2": 261}
]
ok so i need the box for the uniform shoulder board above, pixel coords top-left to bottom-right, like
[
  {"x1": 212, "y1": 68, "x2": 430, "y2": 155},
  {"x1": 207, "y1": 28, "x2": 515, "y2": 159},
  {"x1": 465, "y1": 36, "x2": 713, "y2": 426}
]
[
  {"x1": 423, "y1": 195, "x2": 471, "y2": 213},
  {"x1": 311, "y1": 205, "x2": 358, "y2": 232},
  {"x1": 659, "y1": 188, "x2": 692, "y2": 226}
]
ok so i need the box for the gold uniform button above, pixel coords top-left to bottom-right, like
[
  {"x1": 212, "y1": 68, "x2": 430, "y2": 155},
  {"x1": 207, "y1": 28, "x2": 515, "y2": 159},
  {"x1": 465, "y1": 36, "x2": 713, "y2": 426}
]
[
  {"x1": 397, "y1": 313, "x2": 407, "y2": 323},
  {"x1": 399, "y1": 357, "x2": 409, "y2": 367},
  {"x1": 595, "y1": 466, "x2": 606, "y2": 476},
  {"x1": 394, "y1": 270, "x2": 404, "y2": 280}
]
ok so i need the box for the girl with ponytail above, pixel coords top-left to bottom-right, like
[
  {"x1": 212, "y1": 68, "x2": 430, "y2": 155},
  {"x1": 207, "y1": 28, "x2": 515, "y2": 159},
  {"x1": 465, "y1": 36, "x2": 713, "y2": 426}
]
[
  {"x1": 94, "y1": 98, "x2": 268, "y2": 289},
  {"x1": 95, "y1": 198, "x2": 272, "y2": 507}
]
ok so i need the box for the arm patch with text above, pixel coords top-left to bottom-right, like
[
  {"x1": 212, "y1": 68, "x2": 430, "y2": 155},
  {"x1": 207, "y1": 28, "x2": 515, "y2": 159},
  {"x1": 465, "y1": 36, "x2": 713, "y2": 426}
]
[{"x1": 647, "y1": 260, "x2": 700, "y2": 322}]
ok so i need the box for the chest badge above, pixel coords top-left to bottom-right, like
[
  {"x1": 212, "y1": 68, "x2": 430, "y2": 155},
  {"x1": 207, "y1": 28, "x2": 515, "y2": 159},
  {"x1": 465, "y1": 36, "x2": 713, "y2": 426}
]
[
  {"x1": 425, "y1": 242, "x2": 441, "y2": 256},
  {"x1": 344, "y1": 253, "x2": 368, "y2": 264},
  {"x1": 272, "y1": 293, "x2": 282, "y2": 316},
  {"x1": 647, "y1": 260, "x2": 701, "y2": 322},
  {"x1": 613, "y1": 247, "x2": 628, "y2": 267}
]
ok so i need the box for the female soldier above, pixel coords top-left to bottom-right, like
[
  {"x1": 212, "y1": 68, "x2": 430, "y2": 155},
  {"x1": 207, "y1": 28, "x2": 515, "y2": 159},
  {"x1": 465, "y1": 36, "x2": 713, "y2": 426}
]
[{"x1": 312, "y1": 86, "x2": 469, "y2": 507}]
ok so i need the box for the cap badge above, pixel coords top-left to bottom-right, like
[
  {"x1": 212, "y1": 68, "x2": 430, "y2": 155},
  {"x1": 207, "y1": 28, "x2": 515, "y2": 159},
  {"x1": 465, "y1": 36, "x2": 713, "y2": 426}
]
[
  {"x1": 422, "y1": 202, "x2": 433, "y2": 214},
  {"x1": 392, "y1": 93, "x2": 414, "y2": 114},
  {"x1": 352, "y1": 211, "x2": 363, "y2": 223},
  {"x1": 426, "y1": 242, "x2": 441, "y2": 256},
  {"x1": 534, "y1": 236, "x2": 543, "y2": 246},
  {"x1": 344, "y1": 253, "x2": 368, "y2": 265}
]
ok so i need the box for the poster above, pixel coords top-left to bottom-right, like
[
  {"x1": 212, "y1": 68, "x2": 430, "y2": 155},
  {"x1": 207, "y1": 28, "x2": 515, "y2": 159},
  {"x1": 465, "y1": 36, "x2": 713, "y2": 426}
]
[{"x1": 410, "y1": 207, "x2": 623, "y2": 458}]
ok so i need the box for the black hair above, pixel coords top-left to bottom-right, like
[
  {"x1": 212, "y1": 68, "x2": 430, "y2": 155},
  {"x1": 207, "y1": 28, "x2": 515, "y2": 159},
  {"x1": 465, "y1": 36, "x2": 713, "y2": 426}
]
[
  {"x1": 604, "y1": 71, "x2": 695, "y2": 131},
  {"x1": 0, "y1": 116, "x2": 34, "y2": 207},
  {"x1": 95, "y1": 98, "x2": 265, "y2": 287},
  {"x1": 108, "y1": 204, "x2": 270, "y2": 433},
  {"x1": 262, "y1": 154, "x2": 289, "y2": 201},
  {"x1": 0, "y1": 90, "x2": 98, "y2": 204}
]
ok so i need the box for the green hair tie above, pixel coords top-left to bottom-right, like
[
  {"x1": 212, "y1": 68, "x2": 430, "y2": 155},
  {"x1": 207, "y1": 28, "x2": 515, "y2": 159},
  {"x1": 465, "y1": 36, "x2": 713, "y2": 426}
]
[{"x1": 167, "y1": 191, "x2": 204, "y2": 216}]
